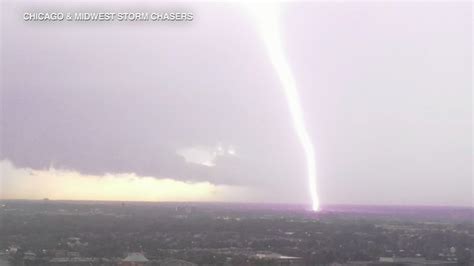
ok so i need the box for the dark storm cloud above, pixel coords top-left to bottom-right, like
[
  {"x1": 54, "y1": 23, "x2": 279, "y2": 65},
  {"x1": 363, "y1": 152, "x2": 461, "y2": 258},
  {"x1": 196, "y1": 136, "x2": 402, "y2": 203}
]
[{"x1": 1, "y1": 2, "x2": 305, "y2": 190}]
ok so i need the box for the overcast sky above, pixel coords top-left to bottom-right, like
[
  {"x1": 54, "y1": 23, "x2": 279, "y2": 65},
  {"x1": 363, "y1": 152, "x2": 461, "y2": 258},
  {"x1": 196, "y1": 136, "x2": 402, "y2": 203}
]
[{"x1": 1, "y1": 1, "x2": 472, "y2": 207}]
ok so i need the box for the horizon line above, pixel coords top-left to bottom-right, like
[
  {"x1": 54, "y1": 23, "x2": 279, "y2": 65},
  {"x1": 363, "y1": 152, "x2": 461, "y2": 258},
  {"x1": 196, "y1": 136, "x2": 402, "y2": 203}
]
[{"x1": 1, "y1": 198, "x2": 472, "y2": 210}]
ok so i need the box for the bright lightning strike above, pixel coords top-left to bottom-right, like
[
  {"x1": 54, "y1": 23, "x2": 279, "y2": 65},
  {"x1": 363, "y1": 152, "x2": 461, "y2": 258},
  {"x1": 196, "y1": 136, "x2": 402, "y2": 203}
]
[{"x1": 247, "y1": 4, "x2": 320, "y2": 211}]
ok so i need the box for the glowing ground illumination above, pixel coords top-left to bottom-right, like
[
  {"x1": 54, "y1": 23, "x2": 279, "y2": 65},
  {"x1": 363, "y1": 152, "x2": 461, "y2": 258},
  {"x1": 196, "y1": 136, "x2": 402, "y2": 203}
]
[{"x1": 248, "y1": 4, "x2": 320, "y2": 211}]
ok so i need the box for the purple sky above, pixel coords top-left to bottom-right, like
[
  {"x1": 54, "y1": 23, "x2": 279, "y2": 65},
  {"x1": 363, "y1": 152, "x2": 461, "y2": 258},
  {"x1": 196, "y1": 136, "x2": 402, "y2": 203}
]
[{"x1": 1, "y1": 1, "x2": 472, "y2": 206}]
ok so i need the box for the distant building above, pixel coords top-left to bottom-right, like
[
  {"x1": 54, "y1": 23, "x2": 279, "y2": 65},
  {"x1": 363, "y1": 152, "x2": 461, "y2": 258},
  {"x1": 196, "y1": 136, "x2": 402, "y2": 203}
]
[
  {"x1": 66, "y1": 251, "x2": 80, "y2": 258},
  {"x1": 175, "y1": 205, "x2": 197, "y2": 215},
  {"x1": 7, "y1": 245, "x2": 19, "y2": 255},
  {"x1": 345, "y1": 257, "x2": 460, "y2": 266},
  {"x1": 379, "y1": 256, "x2": 458, "y2": 265},
  {"x1": 120, "y1": 253, "x2": 149, "y2": 266},
  {"x1": 23, "y1": 251, "x2": 36, "y2": 260},
  {"x1": 67, "y1": 237, "x2": 88, "y2": 249},
  {"x1": 50, "y1": 257, "x2": 101, "y2": 266},
  {"x1": 251, "y1": 252, "x2": 303, "y2": 266},
  {"x1": 50, "y1": 245, "x2": 81, "y2": 258},
  {"x1": 53, "y1": 250, "x2": 67, "y2": 258}
]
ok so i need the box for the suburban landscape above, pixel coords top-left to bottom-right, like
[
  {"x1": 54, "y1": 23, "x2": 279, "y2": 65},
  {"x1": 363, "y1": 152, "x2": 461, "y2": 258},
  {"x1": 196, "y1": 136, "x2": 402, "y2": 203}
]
[{"x1": 0, "y1": 200, "x2": 472, "y2": 266}]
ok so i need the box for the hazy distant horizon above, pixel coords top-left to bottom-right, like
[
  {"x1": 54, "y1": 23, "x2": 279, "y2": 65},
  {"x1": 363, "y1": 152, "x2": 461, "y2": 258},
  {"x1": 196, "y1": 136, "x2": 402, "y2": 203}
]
[{"x1": 1, "y1": 197, "x2": 473, "y2": 210}]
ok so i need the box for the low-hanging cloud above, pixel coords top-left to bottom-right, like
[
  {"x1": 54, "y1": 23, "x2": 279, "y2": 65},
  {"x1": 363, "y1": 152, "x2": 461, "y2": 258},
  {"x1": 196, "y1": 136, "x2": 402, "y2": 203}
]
[{"x1": 1, "y1": 2, "x2": 305, "y2": 191}]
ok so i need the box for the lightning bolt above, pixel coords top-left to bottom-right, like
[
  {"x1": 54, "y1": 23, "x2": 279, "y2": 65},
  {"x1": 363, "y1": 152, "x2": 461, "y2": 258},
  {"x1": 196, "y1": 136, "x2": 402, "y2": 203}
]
[{"x1": 248, "y1": 4, "x2": 320, "y2": 211}]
